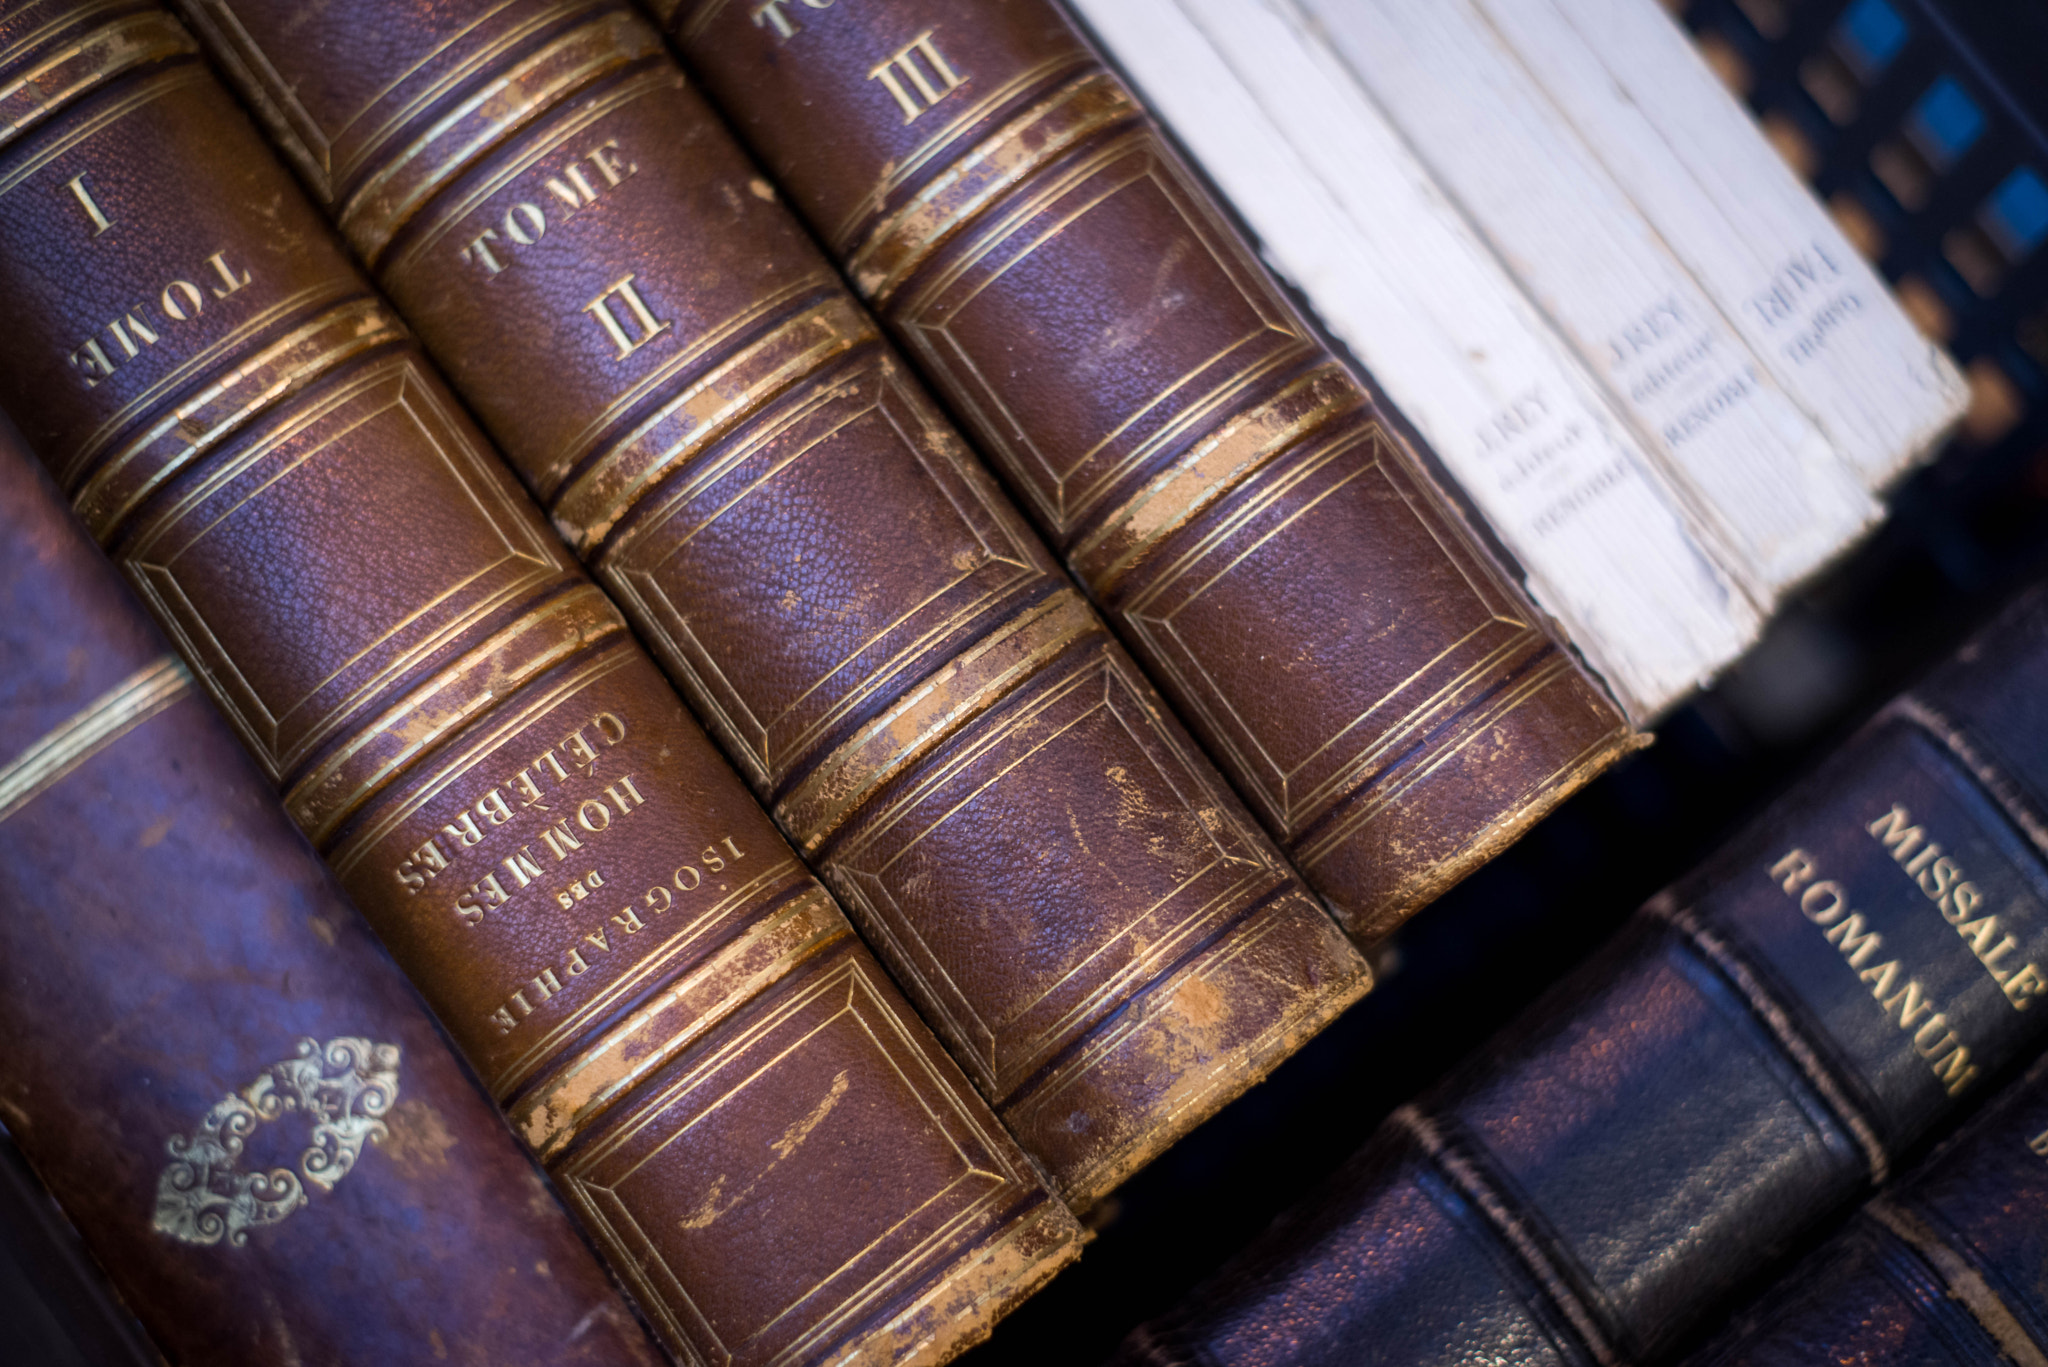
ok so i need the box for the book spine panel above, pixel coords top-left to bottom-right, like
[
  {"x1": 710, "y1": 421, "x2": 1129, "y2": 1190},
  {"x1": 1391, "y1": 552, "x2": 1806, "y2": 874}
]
[
  {"x1": 1064, "y1": 0, "x2": 1761, "y2": 722},
  {"x1": 1693, "y1": 1219, "x2": 2004, "y2": 1367},
  {"x1": 1698, "y1": 1052, "x2": 2048, "y2": 1366},
  {"x1": 1110, "y1": 1124, "x2": 1598, "y2": 1367},
  {"x1": 1430, "y1": 684, "x2": 2048, "y2": 1357},
  {"x1": 654, "y1": 0, "x2": 1642, "y2": 937},
  {"x1": 167, "y1": 0, "x2": 1373, "y2": 1207},
  {"x1": 1113, "y1": 588, "x2": 2048, "y2": 1365},
  {"x1": 0, "y1": 426, "x2": 663, "y2": 1366},
  {"x1": 0, "y1": 8, "x2": 1081, "y2": 1362}
]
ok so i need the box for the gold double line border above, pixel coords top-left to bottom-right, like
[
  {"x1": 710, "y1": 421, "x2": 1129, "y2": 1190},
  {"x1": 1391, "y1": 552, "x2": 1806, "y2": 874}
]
[
  {"x1": 0, "y1": 656, "x2": 193, "y2": 824},
  {"x1": 0, "y1": 7, "x2": 193, "y2": 156},
  {"x1": 339, "y1": 9, "x2": 659, "y2": 263},
  {"x1": 512, "y1": 885, "x2": 846, "y2": 1162},
  {"x1": 776, "y1": 588, "x2": 1096, "y2": 852},
  {"x1": 848, "y1": 71, "x2": 1137, "y2": 305},
  {"x1": 285, "y1": 583, "x2": 625, "y2": 848},
  {"x1": 76, "y1": 297, "x2": 406, "y2": 545},
  {"x1": 560, "y1": 295, "x2": 875, "y2": 553},
  {"x1": 1071, "y1": 364, "x2": 1361, "y2": 593}
]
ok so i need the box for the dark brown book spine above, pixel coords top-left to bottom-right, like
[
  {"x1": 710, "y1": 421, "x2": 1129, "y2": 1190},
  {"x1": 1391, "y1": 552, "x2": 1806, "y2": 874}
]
[
  {"x1": 0, "y1": 419, "x2": 662, "y2": 1366},
  {"x1": 0, "y1": 5, "x2": 1081, "y2": 1363},
  {"x1": 643, "y1": 0, "x2": 1644, "y2": 940},
  {"x1": 169, "y1": 0, "x2": 1374, "y2": 1203}
]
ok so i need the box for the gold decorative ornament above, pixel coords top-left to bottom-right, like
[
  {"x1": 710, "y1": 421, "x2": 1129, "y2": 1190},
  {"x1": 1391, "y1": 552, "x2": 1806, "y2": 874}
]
[{"x1": 151, "y1": 1036, "x2": 400, "y2": 1247}]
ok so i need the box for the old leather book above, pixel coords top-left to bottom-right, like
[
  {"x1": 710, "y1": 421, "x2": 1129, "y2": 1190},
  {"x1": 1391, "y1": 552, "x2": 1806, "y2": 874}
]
[
  {"x1": 0, "y1": 5, "x2": 1082, "y2": 1363},
  {"x1": 648, "y1": 0, "x2": 1645, "y2": 941},
  {"x1": 0, "y1": 420, "x2": 663, "y2": 1366},
  {"x1": 168, "y1": 0, "x2": 1374, "y2": 1204},
  {"x1": 1110, "y1": 584, "x2": 2048, "y2": 1366},
  {"x1": 1691, "y1": 1046, "x2": 2048, "y2": 1367}
]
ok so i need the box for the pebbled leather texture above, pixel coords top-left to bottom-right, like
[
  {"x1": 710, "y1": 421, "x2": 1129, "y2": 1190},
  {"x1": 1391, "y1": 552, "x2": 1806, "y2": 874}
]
[
  {"x1": 168, "y1": 0, "x2": 1375, "y2": 1207},
  {"x1": 0, "y1": 3, "x2": 1082, "y2": 1362},
  {"x1": 653, "y1": 0, "x2": 1643, "y2": 941},
  {"x1": 0, "y1": 424, "x2": 665, "y2": 1367},
  {"x1": 1111, "y1": 586, "x2": 2048, "y2": 1366},
  {"x1": 1694, "y1": 1050, "x2": 2048, "y2": 1367}
]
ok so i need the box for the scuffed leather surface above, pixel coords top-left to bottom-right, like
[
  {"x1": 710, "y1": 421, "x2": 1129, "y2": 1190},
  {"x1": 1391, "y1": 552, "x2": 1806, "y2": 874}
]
[
  {"x1": 1694, "y1": 1050, "x2": 2048, "y2": 1367},
  {"x1": 0, "y1": 427, "x2": 664, "y2": 1367},
  {"x1": 0, "y1": 7, "x2": 1081, "y2": 1361},
  {"x1": 1109, "y1": 589, "x2": 2048, "y2": 1366},
  {"x1": 179, "y1": 0, "x2": 1373, "y2": 1206},
  {"x1": 661, "y1": 0, "x2": 1639, "y2": 938},
  {"x1": 1891, "y1": 1049, "x2": 2048, "y2": 1354},
  {"x1": 1106, "y1": 1128, "x2": 1590, "y2": 1367},
  {"x1": 1693, "y1": 1221, "x2": 2000, "y2": 1367}
]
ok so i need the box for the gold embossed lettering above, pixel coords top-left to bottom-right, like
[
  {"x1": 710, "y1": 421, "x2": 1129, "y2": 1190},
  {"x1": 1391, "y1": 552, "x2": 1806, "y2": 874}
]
[
  {"x1": 62, "y1": 249, "x2": 253, "y2": 388},
  {"x1": 1771, "y1": 848, "x2": 1817, "y2": 894},
  {"x1": 581, "y1": 273, "x2": 671, "y2": 359},
  {"x1": 206, "y1": 250, "x2": 250, "y2": 299},
  {"x1": 587, "y1": 141, "x2": 634, "y2": 188},
  {"x1": 158, "y1": 279, "x2": 204, "y2": 322},
  {"x1": 509, "y1": 769, "x2": 548, "y2": 811},
  {"x1": 106, "y1": 310, "x2": 159, "y2": 358},
  {"x1": 576, "y1": 798, "x2": 613, "y2": 833},
  {"x1": 545, "y1": 169, "x2": 597, "y2": 210},
  {"x1": 1871, "y1": 803, "x2": 2046, "y2": 1008},
  {"x1": 540, "y1": 818, "x2": 585, "y2": 861},
  {"x1": 443, "y1": 811, "x2": 485, "y2": 848},
  {"x1": 67, "y1": 337, "x2": 115, "y2": 388},
  {"x1": 395, "y1": 837, "x2": 450, "y2": 893},
  {"x1": 1824, "y1": 912, "x2": 1885, "y2": 969},
  {"x1": 751, "y1": 0, "x2": 833, "y2": 40},
  {"x1": 501, "y1": 847, "x2": 544, "y2": 888},
  {"x1": 1777, "y1": 845, "x2": 1981, "y2": 1097},
  {"x1": 66, "y1": 173, "x2": 114, "y2": 236},
  {"x1": 868, "y1": 29, "x2": 964, "y2": 123},
  {"x1": 503, "y1": 202, "x2": 547, "y2": 246},
  {"x1": 2030, "y1": 1128, "x2": 2048, "y2": 1157},
  {"x1": 460, "y1": 228, "x2": 505, "y2": 276},
  {"x1": 475, "y1": 788, "x2": 514, "y2": 826}
]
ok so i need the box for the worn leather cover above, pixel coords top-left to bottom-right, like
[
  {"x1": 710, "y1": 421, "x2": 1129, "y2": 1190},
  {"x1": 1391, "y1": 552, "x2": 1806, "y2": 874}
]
[
  {"x1": 1694, "y1": 1049, "x2": 2048, "y2": 1367},
  {"x1": 1111, "y1": 587, "x2": 2048, "y2": 1366},
  {"x1": 166, "y1": 0, "x2": 1374, "y2": 1206},
  {"x1": 649, "y1": 0, "x2": 1643, "y2": 941},
  {"x1": 0, "y1": 422, "x2": 664, "y2": 1366},
  {"x1": 0, "y1": 5, "x2": 1083, "y2": 1363}
]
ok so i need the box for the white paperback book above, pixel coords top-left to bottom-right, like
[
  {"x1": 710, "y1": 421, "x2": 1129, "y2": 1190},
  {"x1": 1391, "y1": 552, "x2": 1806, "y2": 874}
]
[
  {"x1": 1472, "y1": 0, "x2": 1967, "y2": 491},
  {"x1": 1297, "y1": 0, "x2": 1885, "y2": 604},
  {"x1": 1067, "y1": 0, "x2": 1759, "y2": 721}
]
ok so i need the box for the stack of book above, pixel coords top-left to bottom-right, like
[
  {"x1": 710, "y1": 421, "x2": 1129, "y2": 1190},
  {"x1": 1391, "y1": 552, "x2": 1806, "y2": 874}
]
[{"x1": 0, "y1": 0, "x2": 2039, "y2": 1363}]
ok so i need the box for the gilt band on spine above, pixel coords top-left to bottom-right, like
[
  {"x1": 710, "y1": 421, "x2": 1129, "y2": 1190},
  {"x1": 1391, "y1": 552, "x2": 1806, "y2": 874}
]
[
  {"x1": 174, "y1": 0, "x2": 1375, "y2": 1210},
  {"x1": 657, "y1": 0, "x2": 1645, "y2": 939},
  {"x1": 0, "y1": 3, "x2": 1081, "y2": 1361}
]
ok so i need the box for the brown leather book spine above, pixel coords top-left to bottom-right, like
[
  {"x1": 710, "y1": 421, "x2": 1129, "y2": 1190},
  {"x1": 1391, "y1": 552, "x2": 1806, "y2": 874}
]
[
  {"x1": 644, "y1": 0, "x2": 1645, "y2": 940},
  {"x1": 170, "y1": 0, "x2": 1374, "y2": 1204},
  {"x1": 0, "y1": 420, "x2": 662, "y2": 1366},
  {"x1": 0, "y1": 6, "x2": 1081, "y2": 1363}
]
